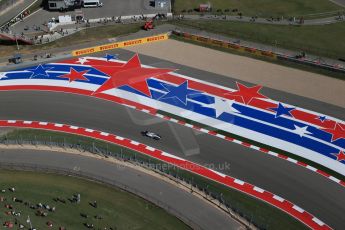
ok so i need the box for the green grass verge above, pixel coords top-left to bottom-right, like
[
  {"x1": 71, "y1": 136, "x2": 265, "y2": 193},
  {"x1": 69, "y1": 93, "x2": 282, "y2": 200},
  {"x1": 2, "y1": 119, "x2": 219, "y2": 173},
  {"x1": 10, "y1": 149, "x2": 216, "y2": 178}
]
[
  {"x1": 156, "y1": 109, "x2": 345, "y2": 182},
  {"x1": 169, "y1": 33, "x2": 345, "y2": 80},
  {"x1": 1, "y1": 128, "x2": 308, "y2": 230},
  {"x1": 172, "y1": 0, "x2": 344, "y2": 18},
  {"x1": 170, "y1": 20, "x2": 345, "y2": 61},
  {"x1": 0, "y1": 170, "x2": 189, "y2": 229}
]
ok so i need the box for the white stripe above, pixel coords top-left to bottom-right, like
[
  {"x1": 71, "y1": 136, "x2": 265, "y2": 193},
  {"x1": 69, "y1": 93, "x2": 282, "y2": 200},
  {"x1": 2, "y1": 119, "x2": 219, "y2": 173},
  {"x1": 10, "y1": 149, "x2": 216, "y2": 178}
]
[
  {"x1": 130, "y1": 140, "x2": 140, "y2": 145},
  {"x1": 54, "y1": 123, "x2": 63, "y2": 127},
  {"x1": 141, "y1": 109, "x2": 150, "y2": 113},
  {"x1": 273, "y1": 195, "x2": 284, "y2": 202},
  {"x1": 287, "y1": 158, "x2": 298, "y2": 164},
  {"x1": 268, "y1": 151, "x2": 279, "y2": 157},
  {"x1": 216, "y1": 134, "x2": 226, "y2": 139},
  {"x1": 127, "y1": 105, "x2": 136, "y2": 109},
  {"x1": 200, "y1": 128, "x2": 209, "y2": 133},
  {"x1": 85, "y1": 128, "x2": 94, "y2": 132},
  {"x1": 185, "y1": 123, "x2": 193, "y2": 128},
  {"x1": 306, "y1": 165, "x2": 317, "y2": 172},
  {"x1": 39, "y1": 122, "x2": 48, "y2": 125},
  {"x1": 47, "y1": 70, "x2": 109, "y2": 79},
  {"x1": 312, "y1": 217, "x2": 325, "y2": 226},
  {"x1": 115, "y1": 136, "x2": 124, "y2": 140},
  {"x1": 100, "y1": 132, "x2": 109, "y2": 136},
  {"x1": 253, "y1": 186, "x2": 265, "y2": 193},
  {"x1": 209, "y1": 169, "x2": 226, "y2": 178},
  {"x1": 23, "y1": 121, "x2": 32, "y2": 124},
  {"x1": 145, "y1": 146, "x2": 155, "y2": 151},
  {"x1": 233, "y1": 139, "x2": 242, "y2": 144},
  {"x1": 329, "y1": 176, "x2": 341, "y2": 183},
  {"x1": 234, "y1": 179, "x2": 245, "y2": 185},
  {"x1": 170, "y1": 118, "x2": 178, "y2": 123},
  {"x1": 250, "y1": 145, "x2": 260, "y2": 151},
  {"x1": 161, "y1": 152, "x2": 185, "y2": 161},
  {"x1": 292, "y1": 205, "x2": 304, "y2": 213},
  {"x1": 69, "y1": 126, "x2": 79, "y2": 129},
  {"x1": 7, "y1": 120, "x2": 16, "y2": 123}
]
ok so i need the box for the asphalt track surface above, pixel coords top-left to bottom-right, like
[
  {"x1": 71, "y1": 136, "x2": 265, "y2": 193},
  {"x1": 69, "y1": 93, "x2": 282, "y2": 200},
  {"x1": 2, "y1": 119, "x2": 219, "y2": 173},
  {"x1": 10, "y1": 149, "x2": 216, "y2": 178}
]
[
  {"x1": 1, "y1": 51, "x2": 345, "y2": 229},
  {"x1": 0, "y1": 149, "x2": 241, "y2": 230}
]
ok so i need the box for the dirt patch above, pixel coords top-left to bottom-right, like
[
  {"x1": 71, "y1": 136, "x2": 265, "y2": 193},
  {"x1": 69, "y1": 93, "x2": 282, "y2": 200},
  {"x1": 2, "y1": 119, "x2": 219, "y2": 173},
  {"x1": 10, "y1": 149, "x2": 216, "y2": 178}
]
[{"x1": 124, "y1": 39, "x2": 345, "y2": 108}]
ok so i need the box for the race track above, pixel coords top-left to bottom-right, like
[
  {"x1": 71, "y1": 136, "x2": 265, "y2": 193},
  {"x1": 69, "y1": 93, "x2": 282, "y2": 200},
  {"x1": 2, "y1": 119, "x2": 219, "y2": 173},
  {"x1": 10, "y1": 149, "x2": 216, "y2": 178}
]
[
  {"x1": 0, "y1": 149, "x2": 241, "y2": 230},
  {"x1": 0, "y1": 51, "x2": 344, "y2": 229},
  {"x1": 1, "y1": 90, "x2": 345, "y2": 229}
]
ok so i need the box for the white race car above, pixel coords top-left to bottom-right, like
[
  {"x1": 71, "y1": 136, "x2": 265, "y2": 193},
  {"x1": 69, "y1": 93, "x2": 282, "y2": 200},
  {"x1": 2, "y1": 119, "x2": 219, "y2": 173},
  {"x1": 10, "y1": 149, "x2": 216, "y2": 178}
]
[{"x1": 141, "y1": 131, "x2": 161, "y2": 140}]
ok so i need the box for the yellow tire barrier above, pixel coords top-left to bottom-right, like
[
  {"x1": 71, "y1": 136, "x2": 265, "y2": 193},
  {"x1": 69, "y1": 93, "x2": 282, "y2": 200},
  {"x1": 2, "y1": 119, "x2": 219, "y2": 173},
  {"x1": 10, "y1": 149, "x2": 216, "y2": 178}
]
[
  {"x1": 72, "y1": 33, "x2": 169, "y2": 57},
  {"x1": 177, "y1": 31, "x2": 277, "y2": 60}
]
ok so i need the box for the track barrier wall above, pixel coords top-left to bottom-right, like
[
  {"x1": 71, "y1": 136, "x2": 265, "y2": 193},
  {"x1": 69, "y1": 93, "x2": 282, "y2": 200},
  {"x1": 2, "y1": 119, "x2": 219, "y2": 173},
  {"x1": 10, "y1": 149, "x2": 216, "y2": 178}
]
[
  {"x1": 71, "y1": 33, "x2": 169, "y2": 56},
  {"x1": 173, "y1": 30, "x2": 277, "y2": 59}
]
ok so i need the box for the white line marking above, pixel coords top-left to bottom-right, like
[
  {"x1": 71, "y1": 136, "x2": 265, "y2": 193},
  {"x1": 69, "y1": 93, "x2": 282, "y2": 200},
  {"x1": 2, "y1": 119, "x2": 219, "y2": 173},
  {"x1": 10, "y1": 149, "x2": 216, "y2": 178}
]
[
  {"x1": 312, "y1": 217, "x2": 325, "y2": 226},
  {"x1": 329, "y1": 176, "x2": 341, "y2": 183},
  {"x1": 146, "y1": 146, "x2": 155, "y2": 151},
  {"x1": 253, "y1": 186, "x2": 265, "y2": 193},
  {"x1": 234, "y1": 179, "x2": 245, "y2": 185},
  {"x1": 130, "y1": 140, "x2": 140, "y2": 145},
  {"x1": 287, "y1": 158, "x2": 298, "y2": 164},
  {"x1": 293, "y1": 205, "x2": 304, "y2": 213},
  {"x1": 268, "y1": 151, "x2": 279, "y2": 157},
  {"x1": 216, "y1": 134, "x2": 226, "y2": 139},
  {"x1": 273, "y1": 195, "x2": 284, "y2": 202},
  {"x1": 306, "y1": 165, "x2": 317, "y2": 172}
]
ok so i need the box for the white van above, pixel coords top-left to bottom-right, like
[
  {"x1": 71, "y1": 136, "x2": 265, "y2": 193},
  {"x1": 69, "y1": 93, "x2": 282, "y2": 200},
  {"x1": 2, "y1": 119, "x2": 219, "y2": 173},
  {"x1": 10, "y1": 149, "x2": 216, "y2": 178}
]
[{"x1": 82, "y1": 0, "x2": 103, "y2": 8}]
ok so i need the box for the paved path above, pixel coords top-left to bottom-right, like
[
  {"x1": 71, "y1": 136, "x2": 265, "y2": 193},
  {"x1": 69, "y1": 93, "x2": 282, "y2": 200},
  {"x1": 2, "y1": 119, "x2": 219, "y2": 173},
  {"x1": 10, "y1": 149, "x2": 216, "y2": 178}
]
[
  {"x1": 0, "y1": 148, "x2": 243, "y2": 230},
  {"x1": 181, "y1": 13, "x2": 345, "y2": 26}
]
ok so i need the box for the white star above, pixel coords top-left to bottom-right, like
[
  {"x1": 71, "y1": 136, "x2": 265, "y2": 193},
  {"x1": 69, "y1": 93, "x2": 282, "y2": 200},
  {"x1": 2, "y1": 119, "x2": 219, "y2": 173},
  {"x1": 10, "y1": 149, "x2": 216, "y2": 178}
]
[
  {"x1": 211, "y1": 97, "x2": 240, "y2": 118},
  {"x1": 0, "y1": 72, "x2": 7, "y2": 80},
  {"x1": 76, "y1": 58, "x2": 89, "y2": 65},
  {"x1": 292, "y1": 125, "x2": 312, "y2": 137}
]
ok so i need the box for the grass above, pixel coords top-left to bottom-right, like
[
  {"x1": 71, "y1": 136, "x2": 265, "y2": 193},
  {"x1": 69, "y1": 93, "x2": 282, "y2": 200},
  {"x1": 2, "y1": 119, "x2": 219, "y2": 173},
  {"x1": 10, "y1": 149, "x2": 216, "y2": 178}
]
[
  {"x1": 0, "y1": 128, "x2": 309, "y2": 229},
  {"x1": 173, "y1": 0, "x2": 344, "y2": 18},
  {"x1": 0, "y1": 170, "x2": 189, "y2": 229},
  {"x1": 156, "y1": 109, "x2": 345, "y2": 182},
  {"x1": 171, "y1": 20, "x2": 345, "y2": 60},
  {"x1": 169, "y1": 33, "x2": 345, "y2": 80}
]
